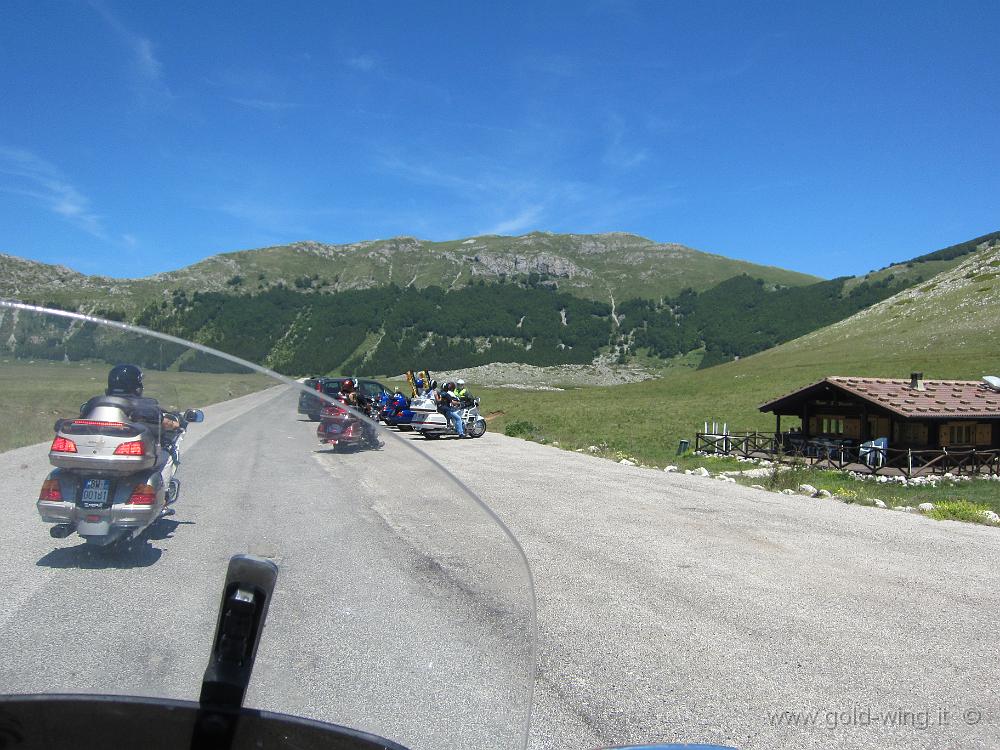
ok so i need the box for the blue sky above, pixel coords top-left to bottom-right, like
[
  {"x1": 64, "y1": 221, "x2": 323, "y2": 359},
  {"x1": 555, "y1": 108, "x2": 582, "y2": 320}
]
[{"x1": 1, "y1": 1, "x2": 997, "y2": 279}]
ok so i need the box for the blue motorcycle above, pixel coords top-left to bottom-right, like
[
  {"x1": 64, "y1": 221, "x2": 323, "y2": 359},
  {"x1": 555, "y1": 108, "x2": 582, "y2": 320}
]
[{"x1": 381, "y1": 393, "x2": 415, "y2": 430}]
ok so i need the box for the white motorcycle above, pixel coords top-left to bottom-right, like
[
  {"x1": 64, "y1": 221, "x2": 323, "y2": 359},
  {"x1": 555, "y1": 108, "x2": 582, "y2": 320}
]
[{"x1": 409, "y1": 395, "x2": 487, "y2": 439}]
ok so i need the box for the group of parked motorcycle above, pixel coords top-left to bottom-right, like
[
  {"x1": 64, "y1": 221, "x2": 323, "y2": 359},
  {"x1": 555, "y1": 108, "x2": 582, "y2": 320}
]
[
  {"x1": 311, "y1": 370, "x2": 487, "y2": 450},
  {"x1": 383, "y1": 369, "x2": 487, "y2": 440}
]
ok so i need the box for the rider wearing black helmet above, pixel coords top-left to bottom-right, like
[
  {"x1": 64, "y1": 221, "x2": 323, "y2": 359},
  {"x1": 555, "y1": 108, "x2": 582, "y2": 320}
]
[
  {"x1": 106, "y1": 363, "x2": 145, "y2": 397},
  {"x1": 101, "y1": 364, "x2": 181, "y2": 433}
]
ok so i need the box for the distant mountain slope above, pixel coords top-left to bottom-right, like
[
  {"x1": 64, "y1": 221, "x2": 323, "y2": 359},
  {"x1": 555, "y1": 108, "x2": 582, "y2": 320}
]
[
  {"x1": 757, "y1": 236, "x2": 1000, "y2": 373},
  {"x1": 0, "y1": 254, "x2": 959, "y2": 378},
  {"x1": 498, "y1": 237, "x2": 1000, "y2": 458},
  {"x1": 0, "y1": 232, "x2": 819, "y2": 313},
  {"x1": 2, "y1": 231, "x2": 996, "y2": 381},
  {"x1": 626, "y1": 236, "x2": 1000, "y2": 443}
]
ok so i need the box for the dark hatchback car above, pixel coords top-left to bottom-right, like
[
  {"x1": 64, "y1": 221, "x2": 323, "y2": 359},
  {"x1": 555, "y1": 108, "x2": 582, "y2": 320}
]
[{"x1": 297, "y1": 376, "x2": 389, "y2": 420}]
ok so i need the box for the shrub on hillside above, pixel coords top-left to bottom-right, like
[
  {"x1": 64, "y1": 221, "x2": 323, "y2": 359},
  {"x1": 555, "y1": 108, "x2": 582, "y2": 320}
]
[
  {"x1": 504, "y1": 420, "x2": 539, "y2": 438},
  {"x1": 926, "y1": 500, "x2": 990, "y2": 524},
  {"x1": 763, "y1": 458, "x2": 810, "y2": 491}
]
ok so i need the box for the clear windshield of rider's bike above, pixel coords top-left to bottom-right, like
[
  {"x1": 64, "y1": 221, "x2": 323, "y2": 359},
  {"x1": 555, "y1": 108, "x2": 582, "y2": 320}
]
[{"x1": 0, "y1": 303, "x2": 535, "y2": 750}]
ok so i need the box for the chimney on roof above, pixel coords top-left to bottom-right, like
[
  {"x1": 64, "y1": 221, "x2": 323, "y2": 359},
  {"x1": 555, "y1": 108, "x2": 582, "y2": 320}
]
[{"x1": 910, "y1": 372, "x2": 925, "y2": 391}]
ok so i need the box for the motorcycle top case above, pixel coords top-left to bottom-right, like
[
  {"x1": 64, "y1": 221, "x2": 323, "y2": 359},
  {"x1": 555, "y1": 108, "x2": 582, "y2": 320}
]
[
  {"x1": 48, "y1": 408, "x2": 159, "y2": 474},
  {"x1": 409, "y1": 396, "x2": 439, "y2": 414}
]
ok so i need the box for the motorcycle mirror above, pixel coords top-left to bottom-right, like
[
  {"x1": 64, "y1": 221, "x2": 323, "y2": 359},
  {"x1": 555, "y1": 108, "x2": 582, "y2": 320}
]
[
  {"x1": 199, "y1": 554, "x2": 278, "y2": 710},
  {"x1": 185, "y1": 409, "x2": 205, "y2": 423}
]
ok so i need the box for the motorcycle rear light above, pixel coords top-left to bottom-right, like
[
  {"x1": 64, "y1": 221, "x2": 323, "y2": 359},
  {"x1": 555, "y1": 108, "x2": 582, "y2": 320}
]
[
  {"x1": 85, "y1": 514, "x2": 101, "y2": 523},
  {"x1": 73, "y1": 420, "x2": 128, "y2": 428},
  {"x1": 113, "y1": 440, "x2": 146, "y2": 456},
  {"x1": 50, "y1": 436, "x2": 78, "y2": 453},
  {"x1": 126, "y1": 484, "x2": 156, "y2": 506},
  {"x1": 38, "y1": 479, "x2": 63, "y2": 502}
]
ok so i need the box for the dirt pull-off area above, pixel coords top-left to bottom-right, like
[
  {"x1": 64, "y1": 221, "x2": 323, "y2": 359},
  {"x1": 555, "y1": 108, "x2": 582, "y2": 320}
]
[{"x1": 425, "y1": 355, "x2": 658, "y2": 389}]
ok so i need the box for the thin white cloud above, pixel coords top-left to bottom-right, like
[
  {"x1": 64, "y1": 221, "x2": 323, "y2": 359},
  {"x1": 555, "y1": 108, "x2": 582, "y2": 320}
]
[
  {"x1": 90, "y1": 0, "x2": 172, "y2": 100},
  {"x1": 376, "y1": 150, "x2": 678, "y2": 238},
  {"x1": 230, "y1": 97, "x2": 299, "y2": 111},
  {"x1": 217, "y1": 199, "x2": 343, "y2": 236},
  {"x1": 521, "y1": 54, "x2": 578, "y2": 78},
  {"x1": 0, "y1": 146, "x2": 106, "y2": 239},
  {"x1": 483, "y1": 205, "x2": 546, "y2": 236},
  {"x1": 603, "y1": 114, "x2": 648, "y2": 170},
  {"x1": 377, "y1": 155, "x2": 488, "y2": 192},
  {"x1": 347, "y1": 54, "x2": 377, "y2": 72}
]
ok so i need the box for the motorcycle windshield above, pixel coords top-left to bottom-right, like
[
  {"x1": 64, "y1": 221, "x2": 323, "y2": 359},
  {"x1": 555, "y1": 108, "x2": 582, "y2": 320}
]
[{"x1": 0, "y1": 302, "x2": 536, "y2": 750}]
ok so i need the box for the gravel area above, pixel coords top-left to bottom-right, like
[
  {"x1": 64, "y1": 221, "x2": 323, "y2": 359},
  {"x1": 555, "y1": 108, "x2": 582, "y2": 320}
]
[
  {"x1": 424, "y1": 431, "x2": 1000, "y2": 750},
  {"x1": 412, "y1": 354, "x2": 658, "y2": 389}
]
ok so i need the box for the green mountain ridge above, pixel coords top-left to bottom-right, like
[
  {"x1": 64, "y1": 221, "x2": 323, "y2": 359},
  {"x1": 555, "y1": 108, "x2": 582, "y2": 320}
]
[
  {"x1": 1, "y1": 231, "x2": 819, "y2": 313},
  {"x1": 2, "y1": 231, "x2": 996, "y2": 382}
]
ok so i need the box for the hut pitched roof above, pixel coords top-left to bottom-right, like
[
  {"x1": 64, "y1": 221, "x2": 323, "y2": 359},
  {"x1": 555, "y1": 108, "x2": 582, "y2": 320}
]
[{"x1": 760, "y1": 377, "x2": 1000, "y2": 419}]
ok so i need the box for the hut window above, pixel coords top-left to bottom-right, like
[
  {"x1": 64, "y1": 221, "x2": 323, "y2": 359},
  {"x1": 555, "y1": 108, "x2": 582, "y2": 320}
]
[
  {"x1": 821, "y1": 417, "x2": 844, "y2": 435},
  {"x1": 948, "y1": 423, "x2": 976, "y2": 445}
]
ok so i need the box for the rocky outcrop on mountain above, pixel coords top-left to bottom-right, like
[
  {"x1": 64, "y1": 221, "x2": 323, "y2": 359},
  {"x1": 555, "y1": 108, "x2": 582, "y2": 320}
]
[
  {"x1": 468, "y1": 251, "x2": 591, "y2": 279},
  {"x1": 0, "y1": 253, "x2": 86, "y2": 290}
]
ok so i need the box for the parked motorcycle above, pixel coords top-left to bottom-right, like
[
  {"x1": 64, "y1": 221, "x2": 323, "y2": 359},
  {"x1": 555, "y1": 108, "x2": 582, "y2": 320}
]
[
  {"x1": 380, "y1": 392, "x2": 416, "y2": 430},
  {"x1": 37, "y1": 396, "x2": 204, "y2": 548},
  {"x1": 410, "y1": 394, "x2": 487, "y2": 439},
  {"x1": 316, "y1": 401, "x2": 381, "y2": 450}
]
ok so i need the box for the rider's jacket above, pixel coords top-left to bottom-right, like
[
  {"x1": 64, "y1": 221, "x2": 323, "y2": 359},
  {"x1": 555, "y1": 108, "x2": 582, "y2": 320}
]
[{"x1": 81, "y1": 394, "x2": 163, "y2": 427}]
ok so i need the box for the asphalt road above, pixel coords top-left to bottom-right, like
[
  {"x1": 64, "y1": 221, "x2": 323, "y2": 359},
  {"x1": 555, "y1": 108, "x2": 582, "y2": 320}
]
[
  {"x1": 3, "y1": 386, "x2": 999, "y2": 750},
  {"x1": 415, "y1": 422, "x2": 1000, "y2": 750},
  {"x1": 0, "y1": 387, "x2": 531, "y2": 750}
]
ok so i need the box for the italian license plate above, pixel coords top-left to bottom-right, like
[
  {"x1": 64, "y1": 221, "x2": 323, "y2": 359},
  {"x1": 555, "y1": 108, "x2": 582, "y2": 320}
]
[{"x1": 81, "y1": 479, "x2": 110, "y2": 506}]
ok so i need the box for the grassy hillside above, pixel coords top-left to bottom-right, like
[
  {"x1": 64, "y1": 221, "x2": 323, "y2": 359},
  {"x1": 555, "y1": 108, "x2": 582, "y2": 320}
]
[
  {"x1": 478, "y1": 238, "x2": 1000, "y2": 465},
  {"x1": 841, "y1": 231, "x2": 1000, "y2": 293},
  {"x1": 1, "y1": 232, "x2": 819, "y2": 313},
  {"x1": 0, "y1": 359, "x2": 272, "y2": 452}
]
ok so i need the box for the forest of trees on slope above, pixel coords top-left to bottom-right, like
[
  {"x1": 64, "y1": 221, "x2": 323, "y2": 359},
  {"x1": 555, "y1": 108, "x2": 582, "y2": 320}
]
[{"x1": 11, "y1": 270, "x2": 912, "y2": 374}]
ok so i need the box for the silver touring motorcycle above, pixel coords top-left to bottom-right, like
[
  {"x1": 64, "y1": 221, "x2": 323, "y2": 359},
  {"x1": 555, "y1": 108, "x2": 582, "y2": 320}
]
[
  {"x1": 41, "y1": 386, "x2": 204, "y2": 547},
  {"x1": 0, "y1": 301, "x2": 733, "y2": 750}
]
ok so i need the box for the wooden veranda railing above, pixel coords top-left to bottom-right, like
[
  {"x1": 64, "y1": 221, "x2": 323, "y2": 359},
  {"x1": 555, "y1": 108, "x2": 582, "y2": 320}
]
[
  {"x1": 694, "y1": 432, "x2": 1000, "y2": 479},
  {"x1": 696, "y1": 431, "x2": 779, "y2": 457}
]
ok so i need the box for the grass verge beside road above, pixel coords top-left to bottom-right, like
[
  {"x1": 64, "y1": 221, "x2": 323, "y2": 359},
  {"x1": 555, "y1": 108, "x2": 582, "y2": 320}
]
[
  {"x1": 743, "y1": 463, "x2": 1000, "y2": 518},
  {"x1": 0, "y1": 359, "x2": 274, "y2": 453}
]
